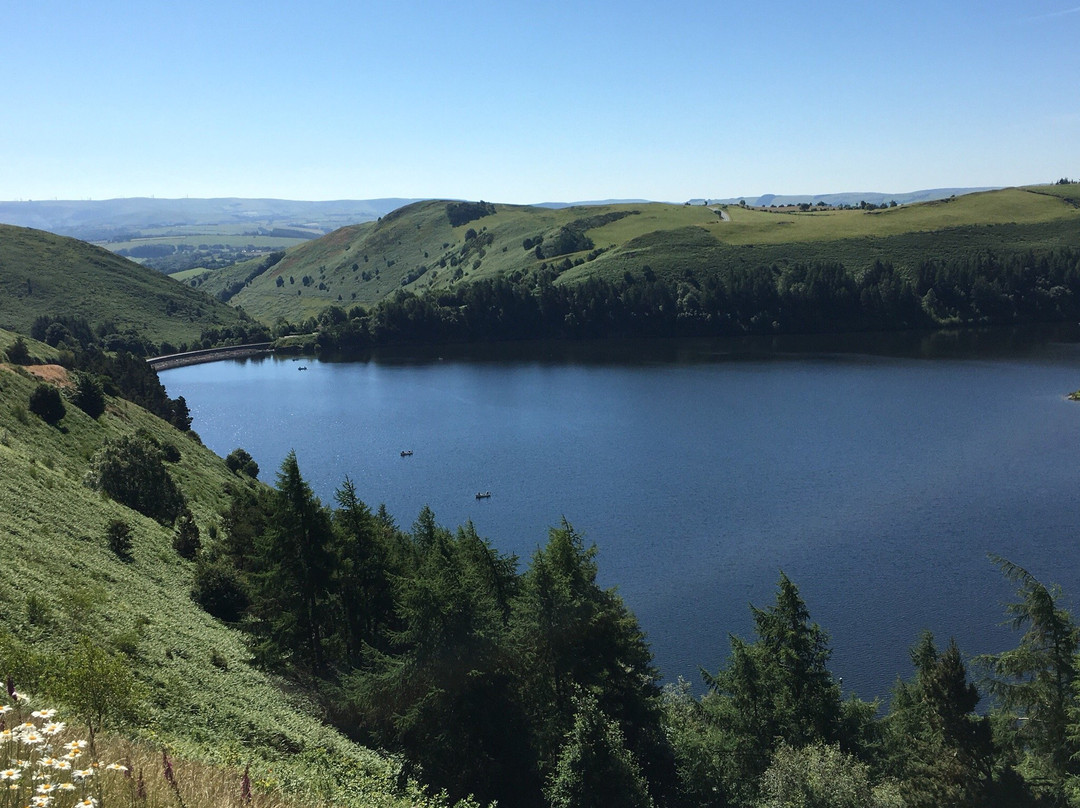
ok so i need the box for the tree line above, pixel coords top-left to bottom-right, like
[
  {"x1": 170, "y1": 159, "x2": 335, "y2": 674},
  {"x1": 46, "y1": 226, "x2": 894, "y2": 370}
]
[
  {"x1": 190, "y1": 452, "x2": 1080, "y2": 808},
  {"x1": 298, "y1": 247, "x2": 1080, "y2": 353}
]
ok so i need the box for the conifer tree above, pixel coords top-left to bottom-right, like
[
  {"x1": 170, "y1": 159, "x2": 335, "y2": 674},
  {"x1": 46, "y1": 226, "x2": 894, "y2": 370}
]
[
  {"x1": 250, "y1": 451, "x2": 335, "y2": 672},
  {"x1": 978, "y1": 556, "x2": 1078, "y2": 801}
]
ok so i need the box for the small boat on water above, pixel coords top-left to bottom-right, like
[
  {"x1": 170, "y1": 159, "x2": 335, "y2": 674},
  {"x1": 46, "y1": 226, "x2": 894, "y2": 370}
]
[
  {"x1": 298, "y1": 366, "x2": 307, "y2": 371},
  {"x1": 475, "y1": 491, "x2": 491, "y2": 499},
  {"x1": 401, "y1": 450, "x2": 413, "y2": 457}
]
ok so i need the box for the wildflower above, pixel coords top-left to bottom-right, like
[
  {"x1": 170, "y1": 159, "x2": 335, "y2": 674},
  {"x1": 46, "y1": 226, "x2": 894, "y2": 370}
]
[
  {"x1": 41, "y1": 722, "x2": 65, "y2": 736},
  {"x1": 38, "y1": 757, "x2": 59, "y2": 769},
  {"x1": 58, "y1": 782, "x2": 76, "y2": 791},
  {"x1": 0, "y1": 768, "x2": 21, "y2": 781},
  {"x1": 72, "y1": 768, "x2": 94, "y2": 781},
  {"x1": 30, "y1": 709, "x2": 56, "y2": 720},
  {"x1": 74, "y1": 798, "x2": 98, "y2": 808},
  {"x1": 0, "y1": 705, "x2": 10, "y2": 715},
  {"x1": 53, "y1": 760, "x2": 71, "y2": 771},
  {"x1": 0, "y1": 729, "x2": 12, "y2": 741},
  {"x1": 32, "y1": 797, "x2": 52, "y2": 807},
  {"x1": 105, "y1": 762, "x2": 129, "y2": 773},
  {"x1": 22, "y1": 730, "x2": 46, "y2": 746},
  {"x1": 65, "y1": 740, "x2": 88, "y2": 752}
]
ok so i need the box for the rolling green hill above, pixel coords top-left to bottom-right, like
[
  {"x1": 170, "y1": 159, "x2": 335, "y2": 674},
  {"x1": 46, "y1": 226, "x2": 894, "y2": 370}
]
[
  {"x1": 190, "y1": 186, "x2": 1080, "y2": 325},
  {"x1": 0, "y1": 329, "x2": 466, "y2": 808},
  {"x1": 0, "y1": 225, "x2": 250, "y2": 348}
]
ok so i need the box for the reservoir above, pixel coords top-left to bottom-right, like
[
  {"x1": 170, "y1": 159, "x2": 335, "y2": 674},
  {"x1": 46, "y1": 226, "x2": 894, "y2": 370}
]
[{"x1": 161, "y1": 328, "x2": 1080, "y2": 701}]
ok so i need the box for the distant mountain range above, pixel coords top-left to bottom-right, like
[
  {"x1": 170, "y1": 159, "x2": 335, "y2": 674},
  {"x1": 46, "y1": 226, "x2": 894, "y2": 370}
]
[
  {"x1": 689, "y1": 188, "x2": 1002, "y2": 208},
  {"x1": 0, "y1": 189, "x2": 1002, "y2": 239},
  {"x1": 0, "y1": 197, "x2": 423, "y2": 240}
]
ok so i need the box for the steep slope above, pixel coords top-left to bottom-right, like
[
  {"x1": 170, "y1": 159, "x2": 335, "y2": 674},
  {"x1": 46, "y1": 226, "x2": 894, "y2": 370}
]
[
  {"x1": 196, "y1": 186, "x2": 1080, "y2": 325},
  {"x1": 0, "y1": 329, "x2": 460, "y2": 808},
  {"x1": 0, "y1": 224, "x2": 249, "y2": 347}
]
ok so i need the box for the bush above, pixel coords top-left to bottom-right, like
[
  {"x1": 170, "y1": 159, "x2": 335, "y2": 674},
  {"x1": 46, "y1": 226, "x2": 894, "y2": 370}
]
[
  {"x1": 225, "y1": 447, "x2": 259, "y2": 478},
  {"x1": 29, "y1": 384, "x2": 66, "y2": 425},
  {"x1": 192, "y1": 559, "x2": 249, "y2": 622},
  {"x1": 69, "y1": 371, "x2": 106, "y2": 418},
  {"x1": 85, "y1": 435, "x2": 187, "y2": 524},
  {"x1": 51, "y1": 636, "x2": 142, "y2": 731},
  {"x1": 173, "y1": 510, "x2": 201, "y2": 559},
  {"x1": 5, "y1": 336, "x2": 33, "y2": 365},
  {"x1": 105, "y1": 518, "x2": 133, "y2": 561}
]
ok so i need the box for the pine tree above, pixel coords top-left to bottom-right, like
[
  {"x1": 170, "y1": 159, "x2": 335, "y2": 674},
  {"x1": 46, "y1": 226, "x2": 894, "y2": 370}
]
[
  {"x1": 978, "y1": 556, "x2": 1078, "y2": 801},
  {"x1": 250, "y1": 451, "x2": 335, "y2": 672}
]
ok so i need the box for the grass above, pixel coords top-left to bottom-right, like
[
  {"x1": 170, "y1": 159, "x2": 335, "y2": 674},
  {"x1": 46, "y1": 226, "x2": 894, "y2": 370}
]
[
  {"x1": 0, "y1": 330, "x2": 472, "y2": 808},
  {"x1": 0, "y1": 226, "x2": 248, "y2": 347},
  {"x1": 177, "y1": 188, "x2": 1080, "y2": 325}
]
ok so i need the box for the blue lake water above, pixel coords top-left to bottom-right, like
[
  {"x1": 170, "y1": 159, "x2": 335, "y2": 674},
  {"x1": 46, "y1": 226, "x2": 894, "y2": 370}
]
[{"x1": 161, "y1": 330, "x2": 1080, "y2": 701}]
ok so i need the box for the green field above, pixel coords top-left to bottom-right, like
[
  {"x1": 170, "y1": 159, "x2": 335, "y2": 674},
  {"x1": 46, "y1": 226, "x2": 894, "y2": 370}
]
[{"x1": 182, "y1": 186, "x2": 1080, "y2": 325}]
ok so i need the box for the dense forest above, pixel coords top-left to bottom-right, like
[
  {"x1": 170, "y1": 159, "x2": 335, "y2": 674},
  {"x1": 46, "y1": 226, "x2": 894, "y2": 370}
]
[
  {"x1": 290, "y1": 247, "x2": 1080, "y2": 354},
  {"x1": 181, "y1": 451, "x2": 1080, "y2": 808}
]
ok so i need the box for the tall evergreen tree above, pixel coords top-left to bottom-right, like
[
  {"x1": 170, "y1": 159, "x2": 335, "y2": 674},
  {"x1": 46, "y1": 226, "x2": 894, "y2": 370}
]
[
  {"x1": 352, "y1": 515, "x2": 530, "y2": 806},
  {"x1": 699, "y1": 572, "x2": 843, "y2": 806},
  {"x1": 978, "y1": 556, "x2": 1078, "y2": 803},
  {"x1": 885, "y1": 632, "x2": 996, "y2": 808},
  {"x1": 512, "y1": 520, "x2": 672, "y2": 802},
  {"x1": 250, "y1": 451, "x2": 336, "y2": 672}
]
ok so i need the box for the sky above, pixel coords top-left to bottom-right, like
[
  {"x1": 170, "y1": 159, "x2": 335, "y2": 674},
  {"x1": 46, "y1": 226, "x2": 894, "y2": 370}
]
[{"x1": 2, "y1": 0, "x2": 1078, "y2": 203}]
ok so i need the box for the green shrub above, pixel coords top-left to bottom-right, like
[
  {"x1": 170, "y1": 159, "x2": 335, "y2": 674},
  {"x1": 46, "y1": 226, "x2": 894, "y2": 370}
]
[
  {"x1": 192, "y1": 559, "x2": 249, "y2": 623},
  {"x1": 225, "y1": 447, "x2": 259, "y2": 478},
  {"x1": 51, "y1": 636, "x2": 142, "y2": 731},
  {"x1": 29, "y1": 383, "x2": 66, "y2": 425},
  {"x1": 106, "y1": 518, "x2": 134, "y2": 561},
  {"x1": 69, "y1": 371, "x2": 106, "y2": 418},
  {"x1": 173, "y1": 510, "x2": 202, "y2": 560},
  {"x1": 5, "y1": 336, "x2": 33, "y2": 365},
  {"x1": 85, "y1": 434, "x2": 187, "y2": 524}
]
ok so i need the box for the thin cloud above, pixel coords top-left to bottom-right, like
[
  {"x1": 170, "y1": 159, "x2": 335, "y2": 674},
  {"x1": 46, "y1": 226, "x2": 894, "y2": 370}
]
[{"x1": 1029, "y1": 5, "x2": 1080, "y2": 19}]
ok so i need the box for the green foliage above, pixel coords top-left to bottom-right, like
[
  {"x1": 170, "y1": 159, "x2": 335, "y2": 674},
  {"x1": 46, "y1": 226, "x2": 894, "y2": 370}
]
[
  {"x1": 68, "y1": 370, "x2": 107, "y2": 418},
  {"x1": 977, "y1": 556, "x2": 1079, "y2": 802},
  {"x1": 173, "y1": 509, "x2": 202, "y2": 559},
  {"x1": 759, "y1": 741, "x2": 902, "y2": 808},
  {"x1": 85, "y1": 433, "x2": 187, "y2": 524},
  {"x1": 884, "y1": 632, "x2": 998, "y2": 807},
  {"x1": 51, "y1": 635, "x2": 142, "y2": 731},
  {"x1": 225, "y1": 447, "x2": 260, "y2": 478},
  {"x1": 5, "y1": 335, "x2": 33, "y2": 364},
  {"x1": 248, "y1": 451, "x2": 336, "y2": 671},
  {"x1": 29, "y1": 383, "x2": 66, "y2": 425},
  {"x1": 191, "y1": 557, "x2": 249, "y2": 622},
  {"x1": 546, "y1": 690, "x2": 655, "y2": 808},
  {"x1": 446, "y1": 200, "x2": 496, "y2": 228},
  {"x1": 696, "y1": 573, "x2": 844, "y2": 805},
  {"x1": 105, "y1": 517, "x2": 134, "y2": 561}
]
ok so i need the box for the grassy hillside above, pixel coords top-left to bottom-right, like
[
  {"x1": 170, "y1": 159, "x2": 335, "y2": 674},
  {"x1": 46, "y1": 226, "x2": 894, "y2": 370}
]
[
  {"x1": 190, "y1": 186, "x2": 1080, "y2": 325},
  {"x1": 0, "y1": 225, "x2": 249, "y2": 348},
  {"x1": 0, "y1": 330, "x2": 466, "y2": 808}
]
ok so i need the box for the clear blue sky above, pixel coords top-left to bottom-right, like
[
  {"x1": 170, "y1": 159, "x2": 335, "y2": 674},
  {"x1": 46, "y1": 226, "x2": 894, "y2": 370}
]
[{"x1": 3, "y1": 0, "x2": 1078, "y2": 203}]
